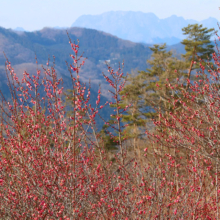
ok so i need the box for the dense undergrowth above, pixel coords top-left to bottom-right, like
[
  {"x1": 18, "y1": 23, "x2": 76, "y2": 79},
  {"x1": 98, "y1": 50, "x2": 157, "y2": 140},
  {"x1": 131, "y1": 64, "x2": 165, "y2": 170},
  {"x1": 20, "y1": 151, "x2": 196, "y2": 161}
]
[{"x1": 0, "y1": 31, "x2": 220, "y2": 219}]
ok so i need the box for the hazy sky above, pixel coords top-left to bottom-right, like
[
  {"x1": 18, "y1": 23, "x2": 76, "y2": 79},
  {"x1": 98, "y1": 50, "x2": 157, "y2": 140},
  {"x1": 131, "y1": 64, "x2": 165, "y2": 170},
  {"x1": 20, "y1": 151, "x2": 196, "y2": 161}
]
[{"x1": 0, "y1": 0, "x2": 220, "y2": 31}]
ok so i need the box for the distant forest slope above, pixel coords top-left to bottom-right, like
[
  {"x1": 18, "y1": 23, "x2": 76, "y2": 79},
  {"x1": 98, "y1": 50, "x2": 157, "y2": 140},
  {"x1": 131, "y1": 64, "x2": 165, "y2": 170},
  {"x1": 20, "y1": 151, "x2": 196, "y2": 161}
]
[
  {"x1": 0, "y1": 25, "x2": 219, "y2": 97},
  {"x1": 0, "y1": 26, "x2": 153, "y2": 129},
  {"x1": 0, "y1": 26, "x2": 153, "y2": 77}
]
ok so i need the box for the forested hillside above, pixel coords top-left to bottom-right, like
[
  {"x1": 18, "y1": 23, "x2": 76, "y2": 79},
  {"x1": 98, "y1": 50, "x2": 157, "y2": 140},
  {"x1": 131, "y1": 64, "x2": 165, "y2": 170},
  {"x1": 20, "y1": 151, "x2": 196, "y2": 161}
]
[{"x1": 0, "y1": 26, "x2": 152, "y2": 75}]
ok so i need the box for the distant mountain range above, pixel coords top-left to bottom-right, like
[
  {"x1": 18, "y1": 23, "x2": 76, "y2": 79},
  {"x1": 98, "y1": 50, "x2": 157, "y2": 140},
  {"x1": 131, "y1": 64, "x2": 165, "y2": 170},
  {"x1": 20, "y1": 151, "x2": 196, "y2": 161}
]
[
  {"x1": 71, "y1": 11, "x2": 220, "y2": 45},
  {"x1": 10, "y1": 11, "x2": 220, "y2": 46},
  {"x1": 13, "y1": 27, "x2": 26, "y2": 32}
]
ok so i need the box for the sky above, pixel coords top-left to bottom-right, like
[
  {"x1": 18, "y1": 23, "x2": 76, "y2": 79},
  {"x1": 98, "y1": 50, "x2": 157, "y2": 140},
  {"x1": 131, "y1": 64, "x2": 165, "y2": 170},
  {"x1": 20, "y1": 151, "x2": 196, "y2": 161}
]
[{"x1": 0, "y1": 0, "x2": 220, "y2": 31}]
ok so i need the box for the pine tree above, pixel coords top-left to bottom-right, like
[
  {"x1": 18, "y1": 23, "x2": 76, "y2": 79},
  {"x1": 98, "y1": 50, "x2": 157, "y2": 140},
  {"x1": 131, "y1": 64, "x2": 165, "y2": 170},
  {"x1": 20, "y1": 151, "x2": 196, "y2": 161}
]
[
  {"x1": 117, "y1": 44, "x2": 186, "y2": 152},
  {"x1": 181, "y1": 24, "x2": 215, "y2": 81},
  {"x1": 120, "y1": 71, "x2": 146, "y2": 151},
  {"x1": 139, "y1": 43, "x2": 187, "y2": 118}
]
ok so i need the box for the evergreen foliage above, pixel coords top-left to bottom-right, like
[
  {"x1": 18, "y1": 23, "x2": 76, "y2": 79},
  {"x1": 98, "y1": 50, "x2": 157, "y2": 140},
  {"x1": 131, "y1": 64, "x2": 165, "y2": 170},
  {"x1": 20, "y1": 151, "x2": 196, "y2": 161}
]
[
  {"x1": 181, "y1": 24, "x2": 215, "y2": 80},
  {"x1": 138, "y1": 43, "x2": 187, "y2": 117},
  {"x1": 119, "y1": 72, "x2": 146, "y2": 149}
]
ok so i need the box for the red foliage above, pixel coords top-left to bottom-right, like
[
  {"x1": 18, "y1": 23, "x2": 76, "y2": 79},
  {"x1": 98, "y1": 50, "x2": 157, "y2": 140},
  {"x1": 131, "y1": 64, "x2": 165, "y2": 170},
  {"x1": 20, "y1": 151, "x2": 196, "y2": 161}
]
[{"x1": 0, "y1": 37, "x2": 220, "y2": 219}]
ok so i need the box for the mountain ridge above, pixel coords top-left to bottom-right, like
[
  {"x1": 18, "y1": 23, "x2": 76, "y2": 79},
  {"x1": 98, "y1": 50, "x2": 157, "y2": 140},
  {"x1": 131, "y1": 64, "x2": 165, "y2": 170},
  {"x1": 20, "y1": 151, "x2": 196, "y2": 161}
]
[
  {"x1": 0, "y1": 26, "x2": 153, "y2": 101},
  {"x1": 71, "y1": 11, "x2": 219, "y2": 45}
]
